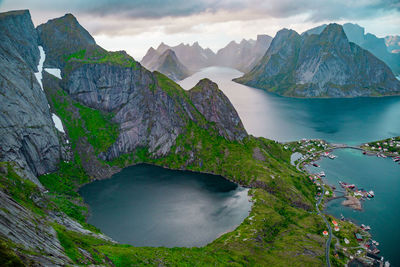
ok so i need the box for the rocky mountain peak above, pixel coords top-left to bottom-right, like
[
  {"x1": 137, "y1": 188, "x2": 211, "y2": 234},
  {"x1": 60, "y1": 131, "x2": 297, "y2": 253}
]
[
  {"x1": 37, "y1": 13, "x2": 97, "y2": 68},
  {"x1": 188, "y1": 79, "x2": 247, "y2": 141}
]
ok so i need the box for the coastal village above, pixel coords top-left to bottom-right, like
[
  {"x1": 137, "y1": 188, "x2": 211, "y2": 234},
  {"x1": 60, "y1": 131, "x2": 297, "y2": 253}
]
[{"x1": 287, "y1": 138, "x2": 395, "y2": 266}]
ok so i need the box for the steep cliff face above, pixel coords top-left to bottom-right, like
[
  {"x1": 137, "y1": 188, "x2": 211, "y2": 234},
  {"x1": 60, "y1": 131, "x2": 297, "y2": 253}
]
[
  {"x1": 37, "y1": 13, "x2": 97, "y2": 69},
  {"x1": 235, "y1": 24, "x2": 400, "y2": 97},
  {"x1": 0, "y1": 10, "x2": 61, "y2": 184},
  {"x1": 61, "y1": 50, "x2": 246, "y2": 160},
  {"x1": 188, "y1": 79, "x2": 247, "y2": 141},
  {"x1": 140, "y1": 49, "x2": 190, "y2": 81},
  {"x1": 36, "y1": 14, "x2": 247, "y2": 164},
  {"x1": 304, "y1": 23, "x2": 400, "y2": 75}
]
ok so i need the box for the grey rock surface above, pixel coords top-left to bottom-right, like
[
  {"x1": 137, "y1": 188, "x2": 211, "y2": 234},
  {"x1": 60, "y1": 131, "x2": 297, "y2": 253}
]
[
  {"x1": 236, "y1": 24, "x2": 400, "y2": 97},
  {"x1": 0, "y1": 10, "x2": 61, "y2": 185},
  {"x1": 188, "y1": 78, "x2": 247, "y2": 141},
  {"x1": 37, "y1": 13, "x2": 97, "y2": 69}
]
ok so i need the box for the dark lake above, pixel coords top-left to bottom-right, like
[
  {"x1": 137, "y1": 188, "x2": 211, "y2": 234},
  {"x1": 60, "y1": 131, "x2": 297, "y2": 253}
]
[{"x1": 79, "y1": 164, "x2": 251, "y2": 247}]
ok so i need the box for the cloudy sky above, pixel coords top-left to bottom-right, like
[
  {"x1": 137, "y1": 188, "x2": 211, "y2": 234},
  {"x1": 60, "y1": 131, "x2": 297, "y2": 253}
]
[{"x1": 1, "y1": 0, "x2": 399, "y2": 60}]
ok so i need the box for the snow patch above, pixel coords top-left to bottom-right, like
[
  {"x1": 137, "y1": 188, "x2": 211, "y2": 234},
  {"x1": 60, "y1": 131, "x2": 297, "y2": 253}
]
[
  {"x1": 44, "y1": 68, "x2": 62, "y2": 79},
  {"x1": 34, "y1": 46, "x2": 46, "y2": 90},
  {"x1": 52, "y1": 113, "x2": 65, "y2": 133}
]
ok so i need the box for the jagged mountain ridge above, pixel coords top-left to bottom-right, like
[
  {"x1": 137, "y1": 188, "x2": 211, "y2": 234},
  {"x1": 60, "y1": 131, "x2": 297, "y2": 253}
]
[
  {"x1": 235, "y1": 23, "x2": 400, "y2": 97},
  {"x1": 0, "y1": 10, "x2": 62, "y2": 184},
  {"x1": 215, "y1": 35, "x2": 272, "y2": 72},
  {"x1": 141, "y1": 34, "x2": 272, "y2": 76},
  {"x1": 303, "y1": 23, "x2": 400, "y2": 75},
  {"x1": 141, "y1": 41, "x2": 216, "y2": 72}
]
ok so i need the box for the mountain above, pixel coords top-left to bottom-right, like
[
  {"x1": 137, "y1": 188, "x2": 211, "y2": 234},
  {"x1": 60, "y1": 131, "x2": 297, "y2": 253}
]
[
  {"x1": 37, "y1": 13, "x2": 97, "y2": 69},
  {"x1": 215, "y1": 35, "x2": 272, "y2": 72},
  {"x1": 0, "y1": 10, "x2": 62, "y2": 184},
  {"x1": 140, "y1": 48, "x2": 190, "y2": 81},
  {"x1": 235, "y1": 24, "x2": 400, "y2": 97},
  {"x1": 303, "y1": 23, "x2": 400, "y2": 75},
  {"x1": 385, "y1": 35, "x2": 400, "y2": 53},
  {"x1": 0, "y1": 10, "x2": 331, "y2": 266},
  {"x1": 142, "y1": 41, "x2": 216, "y2": 72}
]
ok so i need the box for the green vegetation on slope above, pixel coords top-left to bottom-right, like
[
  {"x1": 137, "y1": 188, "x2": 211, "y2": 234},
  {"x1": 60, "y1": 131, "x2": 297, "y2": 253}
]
[
  {"x1": 64, "y1": 47, "x2": 138, "y2": 77},
  {"x1": 49, "y1": 85, "x2": 119, "y2": 156},
  {"x1": 32, "y1": 59, "x2": 327, "y2": 265}
]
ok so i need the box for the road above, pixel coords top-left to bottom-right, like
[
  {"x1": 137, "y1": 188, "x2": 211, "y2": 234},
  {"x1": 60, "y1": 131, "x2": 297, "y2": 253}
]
[{"x1": 316, "y1": 187, "x2": 332, "y2": 267}]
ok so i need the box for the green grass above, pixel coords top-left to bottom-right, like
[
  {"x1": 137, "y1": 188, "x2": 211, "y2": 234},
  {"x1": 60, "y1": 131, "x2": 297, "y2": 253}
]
[
  {"x1": 49, "y1": 87, "x2": 119, "y2": 156},
  {"x1": 64, "y1": 48, "x2": 138, "y2": 69},
  {"x1": 0, "y1": 163, "x2": 46, "y2": 216}
]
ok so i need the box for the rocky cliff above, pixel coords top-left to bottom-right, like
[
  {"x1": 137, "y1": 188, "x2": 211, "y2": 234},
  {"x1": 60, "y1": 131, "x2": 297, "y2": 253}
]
[
  {"x1": 215, "y1": 35, "x2": 272, "y2": 72},
  {"x1": 38, "y1": 14, "x2": 246, "y2": 163},
  {"x1": 304, "y1": 23, "x2": 400, "y2": 75},
  {"x1": 37, "y1": 13, "x2": 97, "y2": 69},
  {"x1": 0, "y1": 10, "x2": 61, "y2": 184},
  {"x1": 188, "y1": 79, "x2": 247, "y2": 141},
  {"x1": 140, "y1": 48, "x2": 190, "y2": 81},
  {"x1": 235, "y1": 24, "x2": 400, "y2": 97}
]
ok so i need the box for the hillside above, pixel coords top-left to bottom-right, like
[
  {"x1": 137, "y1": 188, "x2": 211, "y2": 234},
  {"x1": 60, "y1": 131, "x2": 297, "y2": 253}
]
[
  {"x1": 0, "y1": 10, "x2": 354, "y2": 266},
  {"x1": 235, "y1": 24, "x2": 400, "y2": 97}
]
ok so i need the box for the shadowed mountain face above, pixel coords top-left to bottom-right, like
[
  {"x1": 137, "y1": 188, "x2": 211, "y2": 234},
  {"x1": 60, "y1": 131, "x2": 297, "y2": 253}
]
[
  {"x1": 140, "y1": 49, "x2": 190, "y2": 81},
  {"x1": 215, "y1": 35, "x2": 272, "y2": 72},
  {"x1": 235, "y1": 24, "x2": 400, "y2": 98},
  {"x1": 0, "y1": 10, "x2": 61, "y2": 184},
  {"x1": 303, "y1": 23, "x2": 400, "y2": 75},
  {"x1": 37, "y1": 13, "x2": 97, "y2": 69}
]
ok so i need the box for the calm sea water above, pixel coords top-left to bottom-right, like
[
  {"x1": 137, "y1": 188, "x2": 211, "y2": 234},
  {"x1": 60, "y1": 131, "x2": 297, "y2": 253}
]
[
  {"x1": 79, "y1": 164, "x2": 251, "y2": 247},
  {"x1": 179, "y1": 67, "x2": 400, "y2": 145},
  {"x1": 306, "y1": 149, "x2": 400, "y2": 266},
  {"x1": 180, "y1": 67, "x2": 400, "y2": 264}
]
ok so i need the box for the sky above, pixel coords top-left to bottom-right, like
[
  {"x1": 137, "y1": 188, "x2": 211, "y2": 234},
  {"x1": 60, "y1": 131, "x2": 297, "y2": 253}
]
[{"x1": 1, "y1": 0, "x2": 399, "y2": 60}]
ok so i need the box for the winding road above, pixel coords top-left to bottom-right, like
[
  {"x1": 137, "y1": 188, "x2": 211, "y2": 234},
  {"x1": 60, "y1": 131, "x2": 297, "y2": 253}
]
[{"x1": 316, "y1": 187, "x2": 332, "y2": 267}]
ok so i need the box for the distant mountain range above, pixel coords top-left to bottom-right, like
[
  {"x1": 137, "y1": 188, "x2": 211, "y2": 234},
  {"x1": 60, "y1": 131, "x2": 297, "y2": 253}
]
[
  {"x1": 140, "y1": 48, "x2": 190, "y2": 81},
  {"x1": 141, "y1": 35, "x2": 272, "y2": 79},
  {"x1": 214, "y1": 35, "x2": 272, "y2": 72},
  {"x1": 234, "y1": 23, "x2": 400, "y2": 97}
]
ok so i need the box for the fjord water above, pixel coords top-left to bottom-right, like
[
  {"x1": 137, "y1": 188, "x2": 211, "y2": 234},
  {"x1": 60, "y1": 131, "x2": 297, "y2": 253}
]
[
  {"x1": 179, "y1": 67, "x2": 400, "y2": 145},
  {"x1": 79, "y1": 164, "x2": 251, "y2": 247},
  {"x1": 306, "y1": 149, "x2": 400, "y2": 266}
]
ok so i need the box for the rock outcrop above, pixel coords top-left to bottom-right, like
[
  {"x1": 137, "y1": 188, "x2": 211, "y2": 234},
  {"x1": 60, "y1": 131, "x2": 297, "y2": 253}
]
[
  {"x1": 215, "y1": 35, "x2": 272, "y2": 72},
  {"x1": 188, "y1": 79, "x2": 247, "y2": 141},
  {"x1": 38, "y1": 14, "x2": 247, "y2": 163},
  {"x1": 235, "y1": 24, "x2": 400, "y2": 97},
  {"x1": 37, "y1": 13, "x2": 97, "y2": 69},
  {"x1": 0, "y1": 10, "x2": 61, "y2": 184},
  {"x1": 140, "y1": 48, "x2": 190, "y2": 81},
  {"x1": 303, "y1": 23, "x2": 400, "y2": 75}
]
